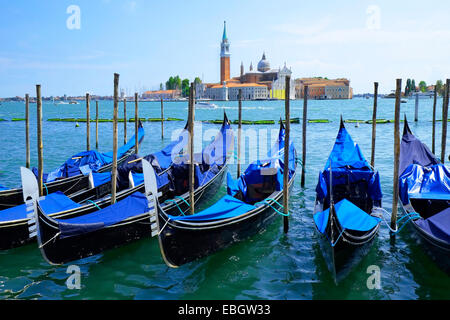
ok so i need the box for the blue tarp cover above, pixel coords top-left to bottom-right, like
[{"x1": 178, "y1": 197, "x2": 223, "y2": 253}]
[
  {"x1": 0, "y1": 185, "x2": 7, "y2": 191},
  {"x1": 414, "y1": 207, "x2": 450, "y2": 244},
  {"x1": 169, "y1": 195, "x2": 256, "y2": 221},
  {"x1": 227, "y1": 124, "x2": 296, "y2": 203},
  {"x1": 399, "y1": 122, "x2": 439, "y2": 177},
  {"x1": 34, "y1": 126, "x2": 144, "y2": 183},
  {"x1": 315, "y1": 125, "x2": 382, "y2": 202},
  {"x1": 57, "y1": 192, "x2": 149, "y2": 239},
  {"x1": 92, "y1": 172, "x2": 112, "y2": 187},
  {"x1": 314, "y1": 199, "x2": 381, "y2": 234},
  {"x1": 0, "y1": 191, "x2": 81, "y2": 223},
  {"x1": 399, "y1": 164, "x2": 450, "y2": 204}
]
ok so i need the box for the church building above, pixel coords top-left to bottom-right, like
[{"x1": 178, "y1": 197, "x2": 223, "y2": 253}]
[{"x1": 195, "y1": 21, "x2": 295, "y2": 101}]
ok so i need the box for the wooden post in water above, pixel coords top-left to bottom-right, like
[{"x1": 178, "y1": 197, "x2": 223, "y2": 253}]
[
  {"x1": 188, "y1": 83, "x2": 195, "y2": 215},
  {"x1": 25, "y1": 94, "x2": 30, "y2": 168},
  {"x1": 160, "y1": 98, "x2": 164, "y2": 139},
  {"x1": 36, "y1": 85, "x2": 43, "y2": 197},
  {"x1": 135, "y1": 93, "x2": 139, "y2": 154},
  {"x1": 414, "y1": 93, "x2": 419, "y2": 122},
  {"x1": 283, "y1": 75, "x2": 291, "y2": 234},
  {"x1": 370, "y1": 82, "x2": 378, "y2": 168},
  {"x1": 123, "y1": 98, "x2": 127, "y2": 145},
  {"x1": 111, "y1": 74, "x2": 119, "y2": 205},
  {"x1": 237, "y1": 89, "x2": 242, "y2": 178},
  {"x1": 391, "y1": 79, "x2": 402, "y2": 232},
  {"x1": 432, "y1": 85, "x2": 437, "y2": 154},
  {"x1": 442, "y1": 79, "x2": 450, "y2": 163},
  {"x1": 301, "y1": 85, "x2": 308, "y2": 188},
  {"x1": 86, "y1": 93, "x2": 90, "y2": 151},
  {"x1": 95, "y1": 101, "x2": 99, "y2": 150}
]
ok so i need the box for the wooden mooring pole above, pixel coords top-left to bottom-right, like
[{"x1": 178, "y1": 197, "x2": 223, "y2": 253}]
[
  {"x1": 442, "y1": 79, "x2": 449, "y2": 163},
  {"x1": 86, "y1": 93, "x2": 90, "y2": 151},
  {"x1": 135, "y1": 93, "x2": 139, "y2": 154},
  {"x1": 370, "y1": 82, "x2": 378, "y2": 168},
  {"x1": 36, "y1": 85, "x2": 43, "y2": 197},
  {"x1": 161, "y1": 98, "x2": 164, "y2": 139},
  {"x1": 25, "y1": 94, "x2": 30, "y2": 168},
  {"x1": 301, "y1": 85, "x2": 308, "y2": 188},
  {"x1": 391, "y1": 79, "x2": 402, "y2": 233},
  {"x1": 123, "y1": 98, "x2": 127, "y2": 145},
  {"x1": 111, "y1": 73, "x2": 119, "y2": 205},
  {"x1": 237, "y1": 89, "x2": 242, "y2": 178},
  {"x1": 414, "y1": 93, "x2": 419, "y2": 122},
  {"x1": 188, "y1": 83, "x2": 195, "y2": 215},
  {"x1": 432, "y1": 85, "x2": 437, "y2": 154},
  {"x1": 95, "y1": 101, "x2": 99, "y2": 150},
  {"x1": 283, "y1": 75, "x2": 291, "y2": 234}
]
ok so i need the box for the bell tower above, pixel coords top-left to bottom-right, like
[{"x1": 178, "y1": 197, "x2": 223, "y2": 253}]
[{"x1": 220, "y1": 21, "x2": 230, "y2": 84}]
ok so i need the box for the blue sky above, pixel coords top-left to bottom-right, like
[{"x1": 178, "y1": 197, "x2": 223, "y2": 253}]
[{"x1": 1, "y1": 0, "x2": 450, "y2": 97}]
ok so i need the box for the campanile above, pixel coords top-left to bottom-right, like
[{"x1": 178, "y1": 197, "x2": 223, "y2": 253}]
[{"x1": 220, "y1": 21, "x2": 230, "y2": 84}]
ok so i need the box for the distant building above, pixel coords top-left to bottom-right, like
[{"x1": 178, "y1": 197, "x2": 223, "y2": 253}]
[
  {"x1": 195, "y1": 21, "x2": 295, "y2": 101},
  {"x1": 142, "y1": 89, "x2": 181, "y2": 100},
  {"x1": 295, "y1": 78, "x2": 353, "y2": 99}
]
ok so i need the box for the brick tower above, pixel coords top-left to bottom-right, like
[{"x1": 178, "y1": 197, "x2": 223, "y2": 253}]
[{"x1": 220, "y1": 21, "x2": 230, "y2": 84}]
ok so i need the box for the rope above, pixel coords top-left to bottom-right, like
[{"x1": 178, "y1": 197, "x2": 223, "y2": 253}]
[
  {"x1": 158, "y1": 217, "x2": 171, "y2": 235},
  {"x1": 371, "y1": 207, "x2": 421, "y2": 234},
  {"x1": 43, "y1": 183, "x2": 49, "y2": 196},
  {"x1": 255, "y1": 198, "x2": 290, "y2": 217},
  {"x1": 38, "y1": 231, "x2": 61, "y2": 249},
  {"x1": 331, "y1": 228, "x2": 346, "y2": 247},
  {"x1": 86, "y1": 199, "x2": 101, "y2": 210},
  {"x1": 163, "y1": 199, "x2": 185, "y2": 216}
]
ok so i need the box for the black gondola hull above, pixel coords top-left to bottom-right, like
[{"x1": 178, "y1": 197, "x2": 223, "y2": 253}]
[
  {"x1": 157, "y1": 174, "x2": 295, "y2": 267},
  {"x1": 35, "y1": 165, "x2": 228, "y2": 264}
]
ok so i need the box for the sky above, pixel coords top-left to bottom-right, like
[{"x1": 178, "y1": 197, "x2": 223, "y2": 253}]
[{"x1": 1, "y1": 0, "x2": 450, "y2": 97}]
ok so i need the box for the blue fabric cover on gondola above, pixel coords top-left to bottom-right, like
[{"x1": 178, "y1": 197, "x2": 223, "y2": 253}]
[
  {"x1": 314, "y1": 199, "x2": 381, "y2": 234},
  {"x1": 414, "y1": 208, "x2": 450, "y2": 243},
  {"x1": 57, "y1": 192, "x2": 149, "y2": 239},
  {"x1": 227, "y1": 125, "x2": 296, "y2": 203},
  {"x1": 33, "y1": 125, "x2": 144, "y2": 183},
  {"x1": 0, "y1": 185, "x2": 7, "y2": 191},
  {"x1": 315, "y1": 126, "x2": 382, "y2": 202},
  {"x1": 92, "y1": 172, "x2": 112, "y2": 187},
  {"x1": 0, "y1": 191, "x2": 81, "y2": 223},
  {"x1": 169, "y1": 195, "x2": 256, "y2": 221},
  {"x1": 399, "y1": 122, "x2": 439, "y2": 177},
  {"x1": 399, "y1": 164, "x2": 450, "y2": 204},
  {"x1": 131, "y1": 171, "x2": 172, "y2": 189}
]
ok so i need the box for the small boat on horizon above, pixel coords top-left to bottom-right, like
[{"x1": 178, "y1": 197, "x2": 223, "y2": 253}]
[{"x1": 195, "y1": 101, "x2": 218, "y2": 109}]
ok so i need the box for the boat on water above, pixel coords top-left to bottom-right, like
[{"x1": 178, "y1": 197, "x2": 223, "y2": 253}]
[
  {"x1": 68, "y1": 101, "x2": 79, "y2": 105},
  {"x1": 153, "y1": 121, "x2": 297, "y2": 267},
  {"x1": 398, "y1": 118, "x2": 450, "y2": 273},
  {"x1": 23, "y1": 114, "x2": 234, "y2": 264},
  {"x1": 195, "y1": 101, "x2": 218, "y2": 109},
  {"x1": 313, "y1": 117, "x2": 382, "y2": 283},
  {"x1": 0, "y1": 124, "x2": 145, "y2": 250}
]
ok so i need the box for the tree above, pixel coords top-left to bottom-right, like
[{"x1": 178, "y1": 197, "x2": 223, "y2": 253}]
[
  {"x1": 405, "y1": 79, "x2": 411, "y2": 96},
  {"x1": 194, "y1": 77, "x2": 202, "y2": 84},
  {"x1": 436, "y1": 80, "x2": 444, "y2": 96},
  {"x1": 411, "y1": 79, "x2": 416, "y2": 92},
  {"x1": 181, "y1": 79, "x2": 190, "y2": 97},
  {"x1": 160, "y1": 83, "x2": 163, "y2": 90},
  {"x1": 165, "y1": 76, "x2": 182, "y2": 90},
  {"x1": 419, "y1": 81, "x2": 427, "y2": 93}
]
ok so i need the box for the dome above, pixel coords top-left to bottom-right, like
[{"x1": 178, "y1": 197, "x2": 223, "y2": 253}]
[{"x1": 257, "y1": 52, "x2": 270, "y2": 72}]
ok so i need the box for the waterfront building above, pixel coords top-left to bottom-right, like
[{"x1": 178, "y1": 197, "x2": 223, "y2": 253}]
[
  {"x1": 295, "y1": 78, "x2": 353, "y2": 99},
  {"x1": 142, "y1": 89, "x2": 181, "y2": 100},
  {"x1": 196, "y1": 22, "x2": 294, "y2": 101}
]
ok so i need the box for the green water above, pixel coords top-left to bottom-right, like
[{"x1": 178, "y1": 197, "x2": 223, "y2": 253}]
[{"x1": 0, "y1": 97, "x2": 449, "y2": 299}]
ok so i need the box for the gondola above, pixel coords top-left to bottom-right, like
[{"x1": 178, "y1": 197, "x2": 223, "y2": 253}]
[
  {"x1": 0, "y1": 122, "x2": 145, "y2": 211},
  {"x1": 398, "y1": 118, "x2": 449, "y2": 272},
  {"x1": 154, "y1": 121, "x2": 297, "y2": 268},
  {"x1": 313, "y1": 118, "x2": 382, "y2": 283},
  {"x1": 0, "y1": 124, "x2": 145, "y2": 250},
  {"x1": 23, "y1": 114, "x2": 234, "y2": 264}
]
